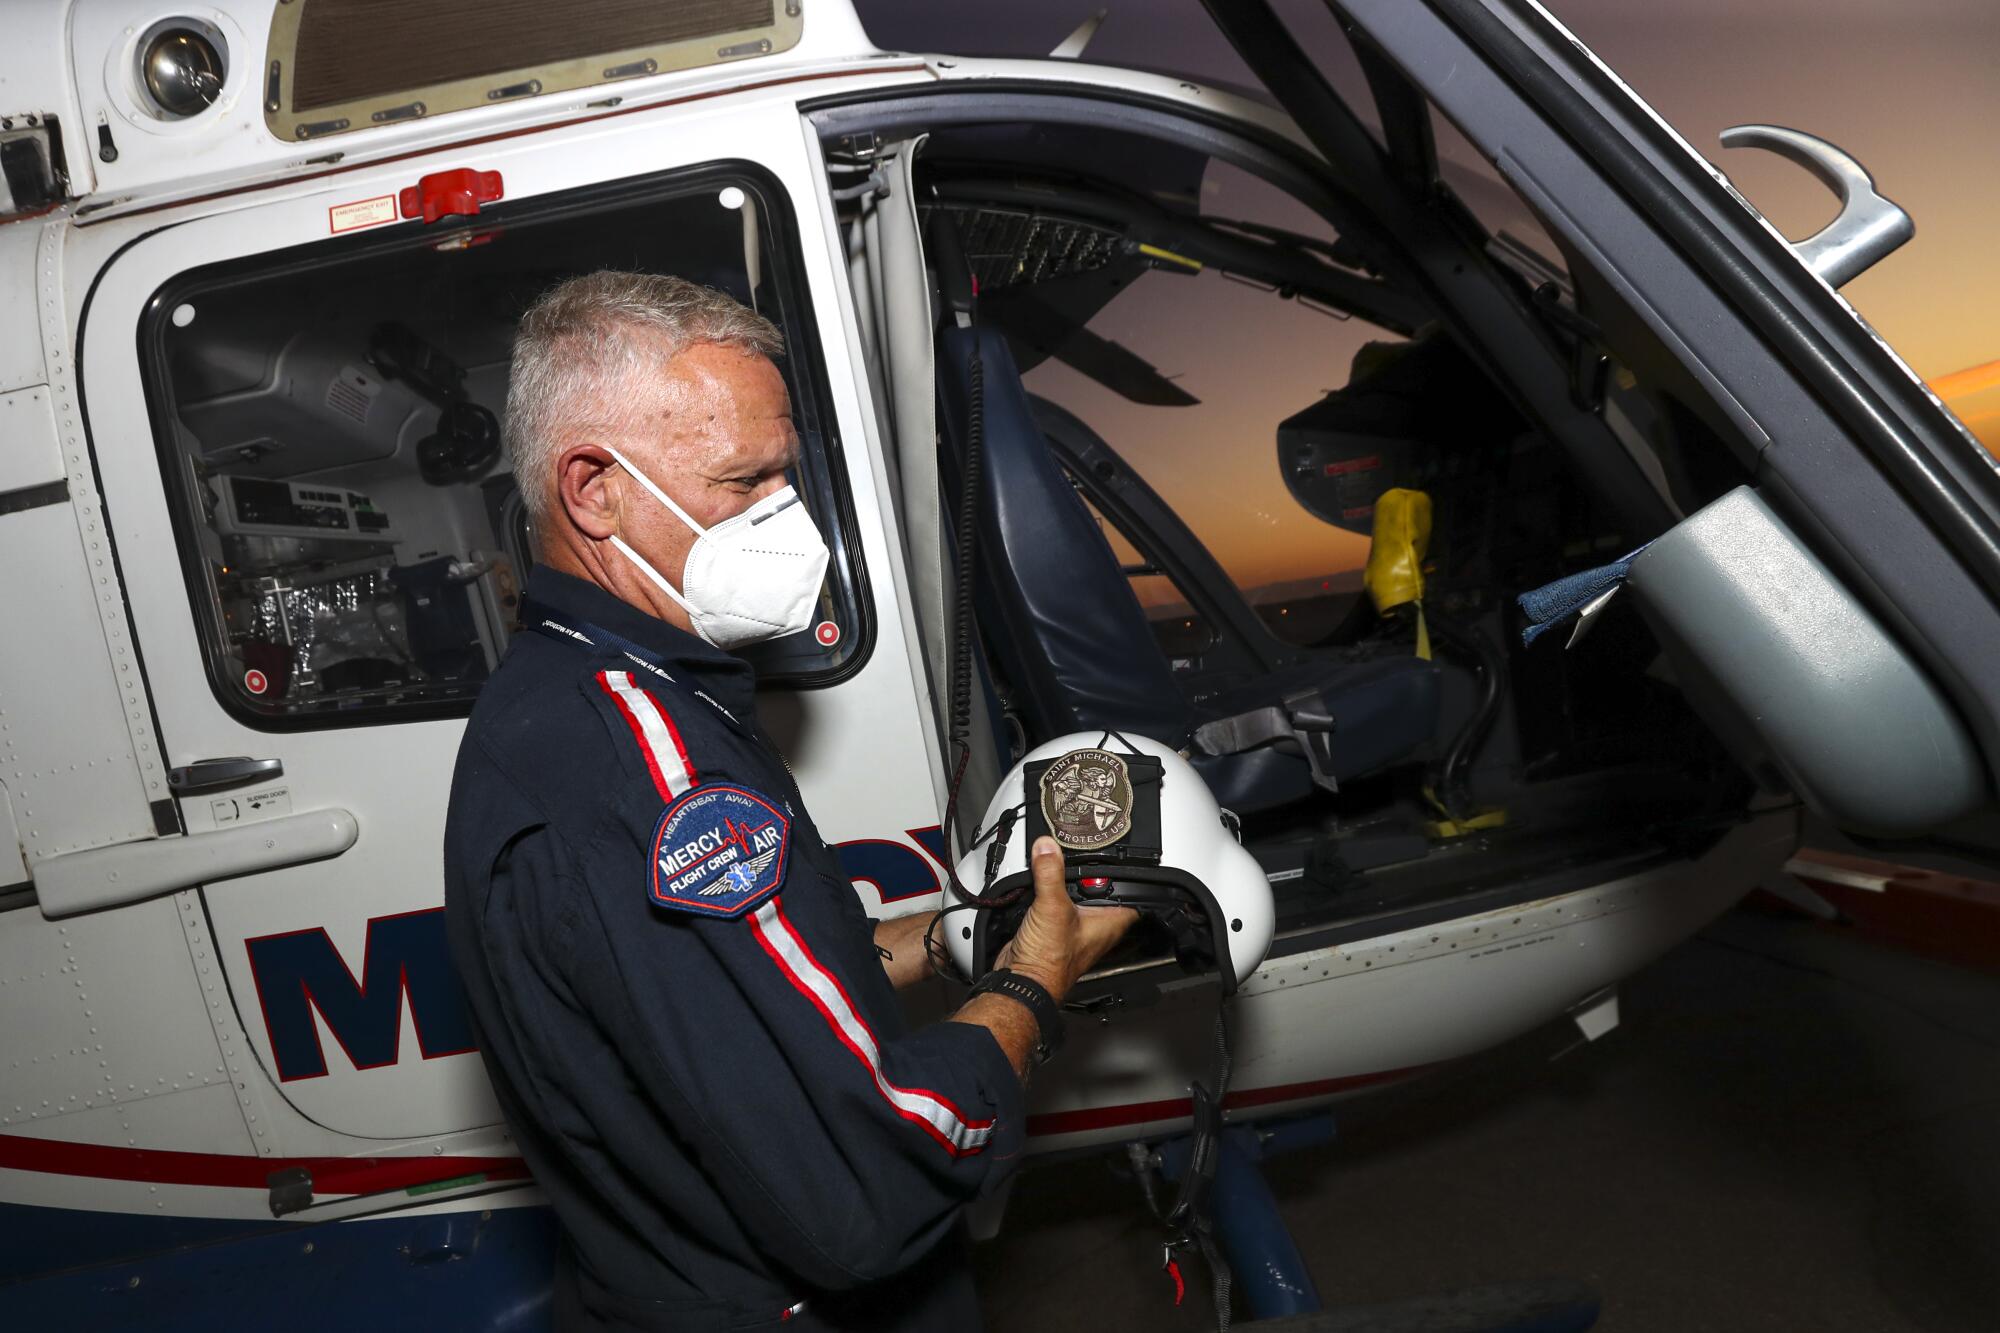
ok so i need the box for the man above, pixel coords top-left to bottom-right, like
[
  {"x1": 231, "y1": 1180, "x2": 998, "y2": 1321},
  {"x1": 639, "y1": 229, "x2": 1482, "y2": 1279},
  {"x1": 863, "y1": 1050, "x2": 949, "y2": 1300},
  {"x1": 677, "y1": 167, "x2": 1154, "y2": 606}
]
[{"x1": 444, "y1": 271, "x2": 1135, "y2": 1331}]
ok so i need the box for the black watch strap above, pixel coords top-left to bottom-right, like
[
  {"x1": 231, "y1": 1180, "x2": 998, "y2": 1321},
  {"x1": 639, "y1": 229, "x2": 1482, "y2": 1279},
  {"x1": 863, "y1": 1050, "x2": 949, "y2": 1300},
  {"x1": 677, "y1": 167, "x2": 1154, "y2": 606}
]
[{"x1": 971, "y1": 969, "x2": 1066, "y2": 1063}]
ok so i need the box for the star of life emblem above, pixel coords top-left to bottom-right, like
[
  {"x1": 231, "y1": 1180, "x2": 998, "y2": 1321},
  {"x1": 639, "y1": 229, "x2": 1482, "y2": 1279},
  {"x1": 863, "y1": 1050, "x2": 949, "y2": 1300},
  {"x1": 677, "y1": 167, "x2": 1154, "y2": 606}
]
[
  {"x1": 717, "y1": 850, "x2": 779, "y2": 897},
  {"x1": 1038, "y1": 748, "x2": 1135, "y2": 851}
]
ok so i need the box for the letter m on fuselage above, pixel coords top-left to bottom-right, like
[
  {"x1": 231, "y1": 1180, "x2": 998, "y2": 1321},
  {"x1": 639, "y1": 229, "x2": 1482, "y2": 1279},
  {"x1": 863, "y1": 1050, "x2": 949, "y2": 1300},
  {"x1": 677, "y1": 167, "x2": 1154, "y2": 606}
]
[{"x1": 245, "y1": 908, "x2": 476, "y2": 1081}]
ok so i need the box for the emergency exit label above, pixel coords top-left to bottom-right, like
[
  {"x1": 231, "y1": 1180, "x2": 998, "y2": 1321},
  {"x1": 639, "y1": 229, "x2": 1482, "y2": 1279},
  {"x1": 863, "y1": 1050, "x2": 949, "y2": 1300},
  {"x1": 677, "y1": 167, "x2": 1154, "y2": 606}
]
[{"x1": 329, "y1": 195, "x2": 397, "y2": 234}]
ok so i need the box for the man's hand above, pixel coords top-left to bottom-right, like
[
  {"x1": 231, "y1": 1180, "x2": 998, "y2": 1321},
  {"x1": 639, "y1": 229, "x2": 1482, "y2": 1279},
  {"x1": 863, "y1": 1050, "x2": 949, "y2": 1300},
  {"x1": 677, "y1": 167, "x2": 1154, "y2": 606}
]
[
  {"x1": 872, "y1": 840, "x2": 1135, "y2": 998},
  {"x1": 993, "y1": 837, "x2": 1138, "y2": 1003},
  {"x1": 947, "y1": 837, "x2": 1138, "y2": 1082}
]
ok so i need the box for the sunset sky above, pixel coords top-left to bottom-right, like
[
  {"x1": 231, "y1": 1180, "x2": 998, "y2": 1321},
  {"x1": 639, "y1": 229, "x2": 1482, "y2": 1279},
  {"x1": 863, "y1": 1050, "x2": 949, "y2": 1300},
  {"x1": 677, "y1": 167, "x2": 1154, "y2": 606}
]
[{"x1": 855, "y1": 0, "x2": 2000, "y2": 597}]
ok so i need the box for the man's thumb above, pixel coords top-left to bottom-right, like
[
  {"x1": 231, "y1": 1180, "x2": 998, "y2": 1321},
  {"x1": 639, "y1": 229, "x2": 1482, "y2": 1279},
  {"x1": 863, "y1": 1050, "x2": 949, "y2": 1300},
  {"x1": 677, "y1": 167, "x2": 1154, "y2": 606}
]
[{"x1": 1030, "y1": 836, "x2": 1066, "y2": 902}]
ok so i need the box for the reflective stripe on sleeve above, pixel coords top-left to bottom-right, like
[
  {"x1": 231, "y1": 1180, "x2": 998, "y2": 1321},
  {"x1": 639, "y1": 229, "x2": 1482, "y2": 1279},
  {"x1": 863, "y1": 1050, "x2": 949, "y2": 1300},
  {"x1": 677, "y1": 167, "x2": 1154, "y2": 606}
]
[
  {"x1": 749, "y1": 900, "x2": 996, "y2": 1157},
  {"x1": 598, "y1": 670, "x2": 696, "y2": 800}
]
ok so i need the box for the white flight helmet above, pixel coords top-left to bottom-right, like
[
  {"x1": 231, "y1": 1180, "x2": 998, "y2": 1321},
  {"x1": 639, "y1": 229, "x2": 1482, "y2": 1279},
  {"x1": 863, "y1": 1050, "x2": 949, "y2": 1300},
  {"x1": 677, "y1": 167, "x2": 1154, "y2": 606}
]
[{"x1": 944, "y1": 732, "x2": 1276, "y2": 993}]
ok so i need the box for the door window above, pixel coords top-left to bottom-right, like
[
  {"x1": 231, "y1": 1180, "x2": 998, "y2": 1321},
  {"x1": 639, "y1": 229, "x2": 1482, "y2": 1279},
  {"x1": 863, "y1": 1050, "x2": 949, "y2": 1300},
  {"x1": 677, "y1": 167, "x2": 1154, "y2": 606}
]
[
  {"x1": 140, "y1": 164, "x2": 865, "y2": 727},
  {"x1": 1424, "y1": 97, "x2": 1756, "y2": 520},
  {"x1": 1073, "y1": 489, "x2": 1217, "y2": 662},
  {"x1": 1020, "y1": 160, "x2": 1398, "y2": 650}
]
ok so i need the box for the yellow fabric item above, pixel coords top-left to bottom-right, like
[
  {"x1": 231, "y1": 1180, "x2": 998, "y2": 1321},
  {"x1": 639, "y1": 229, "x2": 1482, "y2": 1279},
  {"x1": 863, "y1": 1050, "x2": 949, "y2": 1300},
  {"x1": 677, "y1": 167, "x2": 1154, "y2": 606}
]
[
  {"x1": 1365, "y1": 488, "x2": 1432, "y2": 617},
  {"x1": 1420, "y1": 783, "x2": 1509, "y2": 838},
  {"x1": 1425, "y1": 808, "x2": 1510, "y2": 839}
]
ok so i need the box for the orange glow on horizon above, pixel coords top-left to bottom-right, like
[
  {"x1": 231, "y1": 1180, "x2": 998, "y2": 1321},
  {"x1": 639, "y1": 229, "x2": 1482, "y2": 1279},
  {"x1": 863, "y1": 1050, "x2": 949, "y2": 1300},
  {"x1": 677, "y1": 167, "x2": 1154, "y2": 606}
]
[
  {"x1": 1930, "y1": 360, "x2": 2000, "y2": 459},
  {"x1": 1929, "y1": 359, "x2": 2000, "y2": 401}
]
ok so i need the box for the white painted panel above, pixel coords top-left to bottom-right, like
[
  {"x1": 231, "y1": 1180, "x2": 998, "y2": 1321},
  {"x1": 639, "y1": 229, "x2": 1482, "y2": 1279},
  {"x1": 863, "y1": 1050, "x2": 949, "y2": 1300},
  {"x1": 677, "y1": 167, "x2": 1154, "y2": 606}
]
[
  {"x1": 0, "y1": 224, "x2": 49, "y2": 394},
  {"x1": 0, "y1": 502, "x2": 158, "y2": 862},
  {"x1": 0, "y1": 784, "x2": 22, "y2": 884},
  {"x1": 0, "y1": 893, "x2": 240, "y2": 1149},
  {"x1": 0, "y1": 386, "x2": 64, "y2": 494},
  {"x1": 0, "y1": 910, "x2": 105, "y2": 1127}
]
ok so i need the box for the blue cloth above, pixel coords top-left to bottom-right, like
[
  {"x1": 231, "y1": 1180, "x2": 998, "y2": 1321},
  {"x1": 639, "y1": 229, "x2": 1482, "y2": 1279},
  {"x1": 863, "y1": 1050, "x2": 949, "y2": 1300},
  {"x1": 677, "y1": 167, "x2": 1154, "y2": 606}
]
[
  {"x1": 445, "y1": 567, "x2": 1018, "y2": 1331},
  {"x1": 1516, "y1": 544, "x2": 1650, "y2": 645}
]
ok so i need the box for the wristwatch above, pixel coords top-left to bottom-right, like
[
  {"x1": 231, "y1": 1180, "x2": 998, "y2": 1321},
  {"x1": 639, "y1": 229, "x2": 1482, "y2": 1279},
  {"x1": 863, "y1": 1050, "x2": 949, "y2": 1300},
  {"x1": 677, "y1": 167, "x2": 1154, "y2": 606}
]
[{"x1": 970, "y1": 969, "x2": 1066, "y2": 1064}]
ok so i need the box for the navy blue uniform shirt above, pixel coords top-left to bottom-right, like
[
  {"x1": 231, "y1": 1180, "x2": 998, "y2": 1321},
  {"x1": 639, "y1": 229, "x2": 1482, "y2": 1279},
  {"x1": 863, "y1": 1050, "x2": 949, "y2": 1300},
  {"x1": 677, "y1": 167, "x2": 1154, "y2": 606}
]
[{"x1": 444, "y1": 567, "x2": 1024, "y2": 1331}]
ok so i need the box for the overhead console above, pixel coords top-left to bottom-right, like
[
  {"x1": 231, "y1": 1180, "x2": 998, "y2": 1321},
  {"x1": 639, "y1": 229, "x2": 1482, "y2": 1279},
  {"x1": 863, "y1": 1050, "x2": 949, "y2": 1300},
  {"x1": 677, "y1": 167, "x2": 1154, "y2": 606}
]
[{"x1": 176, "y1": 332, "x2": 427, "y2": 478}]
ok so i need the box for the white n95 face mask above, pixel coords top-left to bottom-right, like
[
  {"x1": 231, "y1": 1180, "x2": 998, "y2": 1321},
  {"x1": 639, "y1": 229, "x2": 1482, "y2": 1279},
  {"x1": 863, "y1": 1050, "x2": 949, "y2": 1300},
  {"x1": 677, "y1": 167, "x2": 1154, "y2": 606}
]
[{"x1": 605, "y1": 445, "x2": 831, "y2": 651}]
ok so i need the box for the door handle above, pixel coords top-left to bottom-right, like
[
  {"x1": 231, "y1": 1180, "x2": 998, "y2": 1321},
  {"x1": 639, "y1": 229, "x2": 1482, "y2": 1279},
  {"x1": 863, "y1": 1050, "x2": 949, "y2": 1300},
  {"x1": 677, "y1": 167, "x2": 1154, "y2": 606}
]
[
  {"x1": 33, "y1": 808, "x2": 359, "y2": 917},
  {"x1": 1718, "y1": 124, "x2": 1914, "y2": 288},
  {"x1": 168, "y1": 756, "x2": 284, "y2": 795}
]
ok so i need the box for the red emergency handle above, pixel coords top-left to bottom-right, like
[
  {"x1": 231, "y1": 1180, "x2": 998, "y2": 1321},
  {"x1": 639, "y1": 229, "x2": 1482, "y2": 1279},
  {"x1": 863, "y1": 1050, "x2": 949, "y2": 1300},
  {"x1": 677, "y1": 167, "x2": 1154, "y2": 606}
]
[{"x1": 399, "y1": 168, "x2": 504, "y2": 224}]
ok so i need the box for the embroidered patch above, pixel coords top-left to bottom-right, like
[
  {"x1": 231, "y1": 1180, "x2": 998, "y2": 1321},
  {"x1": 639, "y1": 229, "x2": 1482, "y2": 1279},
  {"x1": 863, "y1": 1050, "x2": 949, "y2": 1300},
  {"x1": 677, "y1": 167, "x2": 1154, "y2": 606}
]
[
  {"x1": 1038, "y1": 748, "x2": 1134, "y2": 851},
  {"x1": 648, "y1": 785, "x2": 791, "y2": 918}
]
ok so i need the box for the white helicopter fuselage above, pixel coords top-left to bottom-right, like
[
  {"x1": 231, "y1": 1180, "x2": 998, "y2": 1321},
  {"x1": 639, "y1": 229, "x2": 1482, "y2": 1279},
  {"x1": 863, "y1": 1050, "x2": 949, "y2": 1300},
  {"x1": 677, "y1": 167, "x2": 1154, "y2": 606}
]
[{"x1": 0, "y1": 0, "x2": 1795, "y2": 1255}]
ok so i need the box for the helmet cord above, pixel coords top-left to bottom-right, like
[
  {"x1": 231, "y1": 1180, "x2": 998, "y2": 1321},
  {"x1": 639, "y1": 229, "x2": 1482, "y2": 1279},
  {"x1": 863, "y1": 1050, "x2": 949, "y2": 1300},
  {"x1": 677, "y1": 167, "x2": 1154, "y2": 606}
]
[{"x1": 1128, "y1": 999, "x2": 1236, "y2": 1330}]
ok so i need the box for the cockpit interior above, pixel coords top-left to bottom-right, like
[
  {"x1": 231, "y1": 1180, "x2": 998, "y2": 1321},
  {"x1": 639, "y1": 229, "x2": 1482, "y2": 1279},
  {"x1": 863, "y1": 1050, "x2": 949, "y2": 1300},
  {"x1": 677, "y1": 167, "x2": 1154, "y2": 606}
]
[{"x1": 822, "y1": 104, "x2": 1762, "y2": 967}]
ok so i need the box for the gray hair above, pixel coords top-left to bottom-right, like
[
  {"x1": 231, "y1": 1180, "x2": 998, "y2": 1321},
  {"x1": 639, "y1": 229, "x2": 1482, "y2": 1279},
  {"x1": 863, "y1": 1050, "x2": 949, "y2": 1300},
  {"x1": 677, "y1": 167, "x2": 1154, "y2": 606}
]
[{"x1": 504, "y1": 271, "x2": 784, "y2": 533}]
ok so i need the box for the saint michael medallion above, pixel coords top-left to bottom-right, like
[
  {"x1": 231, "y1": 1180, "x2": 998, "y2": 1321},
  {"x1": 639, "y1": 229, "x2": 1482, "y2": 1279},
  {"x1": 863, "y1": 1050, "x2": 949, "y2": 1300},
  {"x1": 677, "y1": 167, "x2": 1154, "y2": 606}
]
[{"x1": 1038, "y1": 748, "x2": 1135, "y2": 851}]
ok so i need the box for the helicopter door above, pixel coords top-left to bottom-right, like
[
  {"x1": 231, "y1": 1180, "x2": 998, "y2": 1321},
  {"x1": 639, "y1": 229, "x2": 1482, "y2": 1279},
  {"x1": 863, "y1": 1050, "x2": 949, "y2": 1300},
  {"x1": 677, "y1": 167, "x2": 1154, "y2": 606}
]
[
  {"x1": 69, "y1": 96, "x2": 920, "y2": 1139},
  {"x1": 1204, "y1": 0, "x2": 2000, "y2": 839}
]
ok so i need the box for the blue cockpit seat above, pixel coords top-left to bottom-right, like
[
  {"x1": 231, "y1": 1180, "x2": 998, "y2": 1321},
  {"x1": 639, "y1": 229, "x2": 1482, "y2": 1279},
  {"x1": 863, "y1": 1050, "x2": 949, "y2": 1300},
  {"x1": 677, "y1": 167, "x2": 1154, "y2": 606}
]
[{"x1": 935, "y1": 324, "x2": 1441, "y2": 816}]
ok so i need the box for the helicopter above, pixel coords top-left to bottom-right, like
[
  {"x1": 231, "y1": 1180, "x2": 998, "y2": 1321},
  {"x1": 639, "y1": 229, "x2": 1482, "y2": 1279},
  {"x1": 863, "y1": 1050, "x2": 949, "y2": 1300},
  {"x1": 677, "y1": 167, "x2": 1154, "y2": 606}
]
[{"x1": 2, "y1": 1, "x2": 1997, "y2": 1326}]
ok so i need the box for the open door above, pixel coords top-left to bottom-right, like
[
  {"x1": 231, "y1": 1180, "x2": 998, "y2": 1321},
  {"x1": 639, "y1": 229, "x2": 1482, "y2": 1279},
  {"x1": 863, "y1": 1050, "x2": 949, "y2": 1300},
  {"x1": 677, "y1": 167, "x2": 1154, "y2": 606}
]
[
  {"x1": 73, "y1": 98, "x2": 884, "y2": 1141},
  {"x1": 1202, "y1": 0, "x2": 2000, "y2": 845}
]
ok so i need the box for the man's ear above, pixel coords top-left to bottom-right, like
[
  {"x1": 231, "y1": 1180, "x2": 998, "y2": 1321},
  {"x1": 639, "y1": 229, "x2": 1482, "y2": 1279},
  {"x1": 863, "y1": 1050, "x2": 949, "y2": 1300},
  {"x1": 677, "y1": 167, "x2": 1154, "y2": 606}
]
[{"x1": 555, "y1": 444, "x2": 621, "y2": 540}]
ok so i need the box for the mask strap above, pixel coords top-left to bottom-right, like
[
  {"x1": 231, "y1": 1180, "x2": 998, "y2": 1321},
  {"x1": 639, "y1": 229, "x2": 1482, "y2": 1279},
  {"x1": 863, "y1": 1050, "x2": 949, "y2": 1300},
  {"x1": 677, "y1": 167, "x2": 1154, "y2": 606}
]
[
  {"x1": 609, "y1": 534, "x2": 695, "y2": 614},
  {"x1": 606, "y1": 445, "x2": 708, "y2": 537},
  {"x1": 603, "y1": 445, "x2": 705, "y2": 614}
]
